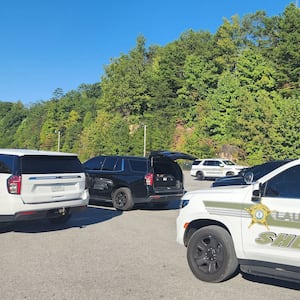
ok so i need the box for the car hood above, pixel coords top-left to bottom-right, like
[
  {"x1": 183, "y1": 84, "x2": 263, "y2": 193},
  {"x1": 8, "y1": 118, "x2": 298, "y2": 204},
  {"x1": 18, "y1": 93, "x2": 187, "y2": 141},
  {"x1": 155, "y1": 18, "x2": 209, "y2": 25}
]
[
  {"x1": 149, "y1": 151, "x2": 196, "y2": 161},
  {"x1": 212, "y1": 175, "x2": 247, "y2": 187}
]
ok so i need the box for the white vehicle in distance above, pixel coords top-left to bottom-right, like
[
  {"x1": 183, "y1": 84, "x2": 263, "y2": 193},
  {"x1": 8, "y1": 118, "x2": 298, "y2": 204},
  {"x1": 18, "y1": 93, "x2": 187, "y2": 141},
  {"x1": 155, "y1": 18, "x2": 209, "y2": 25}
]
[
  {"x1": 0, "y1": 149, "x2": 89, "y2": 227},
  {"x1": 190, "y1": 158, "x2": 247, "y2": 180}
]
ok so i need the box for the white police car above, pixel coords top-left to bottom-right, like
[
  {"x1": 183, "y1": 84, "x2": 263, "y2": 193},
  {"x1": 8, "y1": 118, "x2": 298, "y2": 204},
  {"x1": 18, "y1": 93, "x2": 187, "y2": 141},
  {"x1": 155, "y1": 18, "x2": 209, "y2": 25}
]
[{"x1": 177, "y1": 158, "x2": 300, "y2": 283}]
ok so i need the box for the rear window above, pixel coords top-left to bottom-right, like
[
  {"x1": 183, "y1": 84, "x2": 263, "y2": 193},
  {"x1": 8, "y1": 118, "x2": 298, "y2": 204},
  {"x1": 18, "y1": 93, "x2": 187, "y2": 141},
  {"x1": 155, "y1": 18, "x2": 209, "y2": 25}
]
[
  {"x1": 0, "y1": 154, "x2": 15, "y2": 173},
  {"x1": 128, "y1": 159, "x2": 148, "y2": 173},
  {"x1": 21, "y1": 155, "x2": 84, "y2": 174}
]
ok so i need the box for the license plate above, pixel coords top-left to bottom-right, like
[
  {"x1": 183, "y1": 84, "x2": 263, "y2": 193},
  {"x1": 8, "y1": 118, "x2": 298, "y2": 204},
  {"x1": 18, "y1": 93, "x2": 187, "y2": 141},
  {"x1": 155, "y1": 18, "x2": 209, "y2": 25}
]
[{"x1": 52, "y1": 184, "x2": 64, "y2": 192}]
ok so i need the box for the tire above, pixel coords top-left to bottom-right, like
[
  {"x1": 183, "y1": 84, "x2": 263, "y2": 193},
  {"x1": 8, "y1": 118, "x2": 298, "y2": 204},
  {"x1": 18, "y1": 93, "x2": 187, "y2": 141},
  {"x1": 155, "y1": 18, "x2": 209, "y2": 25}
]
[
  {"x1": 196, "y1": 171, "x2": 204, "y2": 180},
  {"x1": 112, "y1": 187, "x2": 134, "y2": 211},
  {"x1": 48, "y1": 212, "x2": 71, "y2": 225},
  {"x1": 187, "y1": 225, "x2": 238, "y2": 283}
]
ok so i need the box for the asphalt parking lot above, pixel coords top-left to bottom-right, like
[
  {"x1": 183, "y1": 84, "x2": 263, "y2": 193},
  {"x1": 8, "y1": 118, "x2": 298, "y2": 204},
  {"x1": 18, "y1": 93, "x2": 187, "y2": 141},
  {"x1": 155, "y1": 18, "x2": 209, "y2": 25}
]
[{"x1": 1, "y1": 171, "x2": 300, "y2": 299}]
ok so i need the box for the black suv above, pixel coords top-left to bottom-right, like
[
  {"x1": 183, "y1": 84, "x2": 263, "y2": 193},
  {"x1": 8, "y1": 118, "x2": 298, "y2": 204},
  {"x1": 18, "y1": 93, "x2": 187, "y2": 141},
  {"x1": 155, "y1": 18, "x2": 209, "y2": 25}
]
[{"x1": 83, "y1": 151, "x2": 195, "y2": 210}]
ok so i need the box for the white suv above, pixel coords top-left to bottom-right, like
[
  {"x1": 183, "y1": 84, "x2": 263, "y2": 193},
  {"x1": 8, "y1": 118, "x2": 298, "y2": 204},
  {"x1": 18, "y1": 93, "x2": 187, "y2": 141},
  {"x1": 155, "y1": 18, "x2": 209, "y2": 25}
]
[
  {"x1": 177, "y1": 158, "x2": 300, "y2": 283},
  {"x1": 190, "y1": 158, "x2": 247, "y2": 180},
  {"x1": 0, "y1": 149, "x2": 89, "y2": 226}
]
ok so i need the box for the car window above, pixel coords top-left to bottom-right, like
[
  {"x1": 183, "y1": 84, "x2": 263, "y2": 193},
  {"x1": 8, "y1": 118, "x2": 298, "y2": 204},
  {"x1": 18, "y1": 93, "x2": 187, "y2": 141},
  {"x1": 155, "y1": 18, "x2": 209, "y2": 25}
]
[
  {"x1": 129, "y1": 159, "x2": 148, "y2": 173},
  {"x1": 204, "y1": 160, "x2": 221, "y2": 166},
  {"x1": 84, "y1": 156, "x2": 105, "y2": 170},
  {"x1": 114, "y1": 158, "x2": 123, "y2": 171},
  {"x1": 223, "y1": 160, "x2": 235, "y2": 166},
  {"x1": 0, "y1": 154, "x2": 15, "y2": 173},
  {"x1": 102, "y1": 157, "x2": 119, "y2": 171},
  {"x1": 21, "y1": 155, "x2": 84, "y2": 174},
  {"x1": 192, "y1": 160, "x2": 202, "y2": 166},
  {"x1": 264, "y1": 165, "x2": 300, "y2": 198},
  {"x1": 204, "y1": 160, "x2": 213, "y2": 166}
]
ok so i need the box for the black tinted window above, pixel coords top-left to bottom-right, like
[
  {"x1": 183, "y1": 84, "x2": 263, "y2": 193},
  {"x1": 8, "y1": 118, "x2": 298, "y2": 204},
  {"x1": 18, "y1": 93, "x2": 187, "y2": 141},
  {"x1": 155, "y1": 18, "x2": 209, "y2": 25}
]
[
  {"x1": 192, "y1": 160, "x2": 201, "y2": 166},
  {"x1": 114, "y1": 158, "x2": 123, "y2": 171},
  {"x1": 264, "y1": 165, "x2": 300, "y2": 198},
  {"x1": 102, "y1": 157, "x2": 119, "y2": 171},
  {"x1": 0, "y1": 154, "x2": 15, "y2": 173},
  {"x1": 129, "y1": 159, "x2": 148, "y2": 173},
  {"x1": 204, "y1": 160, "x2": 219, "y2": 166},
  {"x1": 84, "y1": 156, "x2": 105, "y2": 170},
  {"x1": 21, "y1": 155, "x2": 84, "y2": 174}
]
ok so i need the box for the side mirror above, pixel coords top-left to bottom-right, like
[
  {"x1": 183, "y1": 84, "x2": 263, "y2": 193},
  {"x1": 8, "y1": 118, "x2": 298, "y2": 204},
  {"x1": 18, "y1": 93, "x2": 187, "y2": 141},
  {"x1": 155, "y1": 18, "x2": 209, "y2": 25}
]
[
  {"x1": 252, "y1": 183, "x2": 263, "y2": 202},
  {"x1": 244, "y1": 171, "x2": 254, "y2": 184}
]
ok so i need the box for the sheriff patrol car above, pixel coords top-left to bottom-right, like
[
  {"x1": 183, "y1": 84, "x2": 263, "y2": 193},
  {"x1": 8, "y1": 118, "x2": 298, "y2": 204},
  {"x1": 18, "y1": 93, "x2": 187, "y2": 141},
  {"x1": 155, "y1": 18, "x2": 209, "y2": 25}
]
[{"x1": 176, "y1": 158, "x2": 300, "y2": 283}]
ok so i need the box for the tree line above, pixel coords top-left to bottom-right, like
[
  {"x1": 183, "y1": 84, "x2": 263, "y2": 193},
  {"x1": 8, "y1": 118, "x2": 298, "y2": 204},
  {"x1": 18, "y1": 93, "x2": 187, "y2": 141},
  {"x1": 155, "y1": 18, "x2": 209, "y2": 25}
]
[{"x1": 0, "y1": 3, "x2": 299, "y2": 165}]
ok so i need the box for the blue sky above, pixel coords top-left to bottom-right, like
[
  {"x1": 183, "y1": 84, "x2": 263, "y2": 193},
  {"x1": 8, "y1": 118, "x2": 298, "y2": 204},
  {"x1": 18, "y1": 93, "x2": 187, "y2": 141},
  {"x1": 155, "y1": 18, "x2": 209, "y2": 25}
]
[{"x1": 0, "y1": 0, "x2": 295, "y2": 105}]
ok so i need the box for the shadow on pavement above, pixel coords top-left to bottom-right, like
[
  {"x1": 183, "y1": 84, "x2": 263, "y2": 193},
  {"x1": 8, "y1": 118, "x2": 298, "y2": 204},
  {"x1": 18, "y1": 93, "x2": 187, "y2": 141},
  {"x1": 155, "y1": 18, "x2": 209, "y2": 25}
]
[
  {"x1": 90, "y1": 199, "x2": 182, "y2": 211},
  {"x1": 0, "y1": 205, "x2": 122, "y2": 234}
]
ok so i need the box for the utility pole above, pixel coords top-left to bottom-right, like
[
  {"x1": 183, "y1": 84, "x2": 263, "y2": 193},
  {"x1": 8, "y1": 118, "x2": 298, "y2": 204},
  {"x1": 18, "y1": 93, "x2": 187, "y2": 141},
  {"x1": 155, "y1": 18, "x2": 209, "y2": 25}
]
[
  {"x1": 57, "y1": 130, "x2": 61, "y2": 152},
  {"x1": 143, "y1": 124, "x2": 147, "y2": 157}
]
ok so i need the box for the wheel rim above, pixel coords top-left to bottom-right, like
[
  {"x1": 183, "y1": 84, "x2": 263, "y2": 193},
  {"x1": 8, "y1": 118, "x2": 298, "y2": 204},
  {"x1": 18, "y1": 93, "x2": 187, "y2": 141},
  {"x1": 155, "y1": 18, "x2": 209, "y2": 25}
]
[
  {"x1": 115, "y1": 192, "x2": 127, "y2": 208},
  {"x1": 193, "y1": 234, "x2": 224, "y2": 275},
  {"x1": 197, "y1": 172, "x2": 203, "y2": 180}
]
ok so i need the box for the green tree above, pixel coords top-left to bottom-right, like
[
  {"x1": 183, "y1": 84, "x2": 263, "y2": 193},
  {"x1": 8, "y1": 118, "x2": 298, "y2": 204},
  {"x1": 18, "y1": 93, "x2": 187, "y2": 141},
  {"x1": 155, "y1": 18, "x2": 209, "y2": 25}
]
[
  {"x1": 13, "y1": 102, "x2": 47, "y2": 149},
  {"x1": 0, "y1": 101, "x2": 27, "y2": 147},
  {"x1": 272, "y1": 4, "x2": 300, "y2": 96},
  {"x1": 100, "y1": 35, "x2": 151, "y2": 117}
]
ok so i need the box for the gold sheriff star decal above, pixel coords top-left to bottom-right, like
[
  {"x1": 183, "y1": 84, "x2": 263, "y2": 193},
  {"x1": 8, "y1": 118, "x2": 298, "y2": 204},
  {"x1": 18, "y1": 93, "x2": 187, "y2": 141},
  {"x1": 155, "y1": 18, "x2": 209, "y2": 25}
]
[{"x1": 246, "y1": 203, "x2": 273, "y2": 230}]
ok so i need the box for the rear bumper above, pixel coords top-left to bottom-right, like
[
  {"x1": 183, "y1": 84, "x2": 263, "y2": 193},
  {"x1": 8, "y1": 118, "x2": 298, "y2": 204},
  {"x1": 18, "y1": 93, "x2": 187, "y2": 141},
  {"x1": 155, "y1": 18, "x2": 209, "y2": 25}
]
[
  {"x1": 146, "y1": 192, "x2": 184, "y2": 203},
  {"x1": 0, "y1": 205, "x2": 87, "y2": 223}
]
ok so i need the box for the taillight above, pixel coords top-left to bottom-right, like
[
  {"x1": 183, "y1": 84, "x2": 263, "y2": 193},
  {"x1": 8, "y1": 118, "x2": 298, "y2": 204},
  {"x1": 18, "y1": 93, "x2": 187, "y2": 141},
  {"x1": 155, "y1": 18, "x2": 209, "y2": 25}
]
[
  {"x1": 85, "y1": 173, "x2": 89, "y2": 189},
  {"x1": 145, "y1": 173, "x2": 154, "y2": 186},
  {"x1": 7, "y1": 175, "x2": 22, "y2": 194}
]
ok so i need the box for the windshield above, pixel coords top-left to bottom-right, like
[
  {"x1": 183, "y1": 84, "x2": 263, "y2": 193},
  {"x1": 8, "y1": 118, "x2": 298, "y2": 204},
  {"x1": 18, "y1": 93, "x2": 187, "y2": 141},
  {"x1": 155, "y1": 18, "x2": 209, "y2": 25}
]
[{"x1": 241, "y1": 160, "x2": 292, "y2": 181}]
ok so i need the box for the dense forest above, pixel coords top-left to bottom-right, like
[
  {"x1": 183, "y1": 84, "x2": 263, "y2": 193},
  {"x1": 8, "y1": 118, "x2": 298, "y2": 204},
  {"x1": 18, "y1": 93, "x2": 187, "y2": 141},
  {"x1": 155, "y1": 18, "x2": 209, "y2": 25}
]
[{"x1": 0, "y1": 4, "x2": 299, "y2": 165}]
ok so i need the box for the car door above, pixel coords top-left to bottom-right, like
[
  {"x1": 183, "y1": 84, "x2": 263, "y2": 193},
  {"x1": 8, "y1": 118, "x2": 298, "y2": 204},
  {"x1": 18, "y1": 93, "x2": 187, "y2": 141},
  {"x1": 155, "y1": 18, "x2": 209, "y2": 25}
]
[
  {"x1": 241, "y1": 165, "x2": 300, "y2": 268},
  {"x1": 203, "y1": 160, "x2": 223, "y2": 177},
  {"x1": 84, "y1": 156, "x2": 111, "y2": 200}
]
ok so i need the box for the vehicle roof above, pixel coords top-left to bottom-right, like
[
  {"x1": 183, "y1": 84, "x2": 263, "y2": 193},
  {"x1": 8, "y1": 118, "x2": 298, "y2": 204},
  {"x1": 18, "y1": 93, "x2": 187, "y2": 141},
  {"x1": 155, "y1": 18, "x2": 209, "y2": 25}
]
[
  {"x1": 86, "y1": 151, "x2": 195, "y2": 161},
  {"x1": 195, "y1": 158, "x2": 232, "y2": 161},
  {"x1": 86, "y1": 155, "x2": 146, "y2": 159},
  {"x1": 0, "y1": 149, "x2": 77, "y2": 156}
]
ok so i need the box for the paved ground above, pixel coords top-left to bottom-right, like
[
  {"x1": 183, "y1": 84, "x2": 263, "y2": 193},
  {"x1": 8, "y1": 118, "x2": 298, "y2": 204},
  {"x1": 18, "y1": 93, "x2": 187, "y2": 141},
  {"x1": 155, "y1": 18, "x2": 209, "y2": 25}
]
[{"x1": 1, "y1": 171, "x2": 299, "y2": 299}]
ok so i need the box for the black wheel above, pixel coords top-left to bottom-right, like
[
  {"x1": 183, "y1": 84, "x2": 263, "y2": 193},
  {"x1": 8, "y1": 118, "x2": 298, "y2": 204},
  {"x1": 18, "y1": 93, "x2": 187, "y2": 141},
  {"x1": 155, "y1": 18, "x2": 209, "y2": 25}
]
[
  {"x1": 196, "y1": 171, "x2": 204, "y2": 180},
  {"x1": 48, "y1": 212, "x2": 71, "y2": 225},
  {"x1": 112, "y1": 188, "x2": 134, "y2": 211},
  {"x1": 187, "y1": 225, "x2": 238, "y2": 283}
]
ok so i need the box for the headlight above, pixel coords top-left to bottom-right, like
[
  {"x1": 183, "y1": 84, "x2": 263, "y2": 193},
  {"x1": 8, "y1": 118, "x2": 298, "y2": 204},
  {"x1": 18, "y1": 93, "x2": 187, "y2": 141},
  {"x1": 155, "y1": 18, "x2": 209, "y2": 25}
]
[{"x1": 181, "y1": 199, "x2": 190, "y2": 208}]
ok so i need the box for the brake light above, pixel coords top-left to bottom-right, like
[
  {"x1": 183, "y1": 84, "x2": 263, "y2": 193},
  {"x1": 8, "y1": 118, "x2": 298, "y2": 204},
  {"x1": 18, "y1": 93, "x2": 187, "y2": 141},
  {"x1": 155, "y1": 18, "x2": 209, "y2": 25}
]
[
  {"x1": 85, "y1": 173, "x2": 89, "y2": 189},
  {"x1": 145, "y1": 173, "x2": 154, "y2": 186},
  {"x1": 7, "y1": 175, "x2": 22, "y2": 194}
]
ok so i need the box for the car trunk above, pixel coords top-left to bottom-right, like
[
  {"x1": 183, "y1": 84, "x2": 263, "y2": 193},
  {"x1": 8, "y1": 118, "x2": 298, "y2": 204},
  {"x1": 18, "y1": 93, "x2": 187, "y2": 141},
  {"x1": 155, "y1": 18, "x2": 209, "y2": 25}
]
[
  {"x1": 149, "y1": 151, "x2": 195, "y2": 193},
  {"x1": 19, "y1": 155, "x2": 85, "y2": 204},
  {"x1": 21, "y1": 174, "x2": 85, "y2": 204}
]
